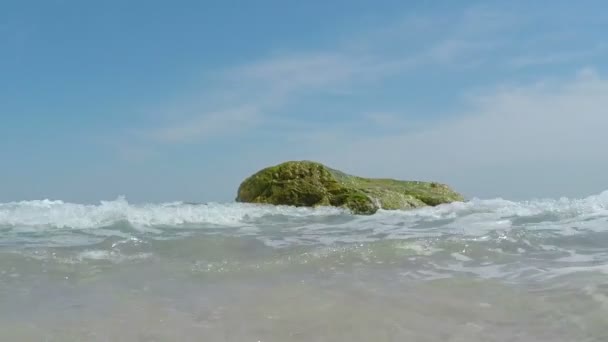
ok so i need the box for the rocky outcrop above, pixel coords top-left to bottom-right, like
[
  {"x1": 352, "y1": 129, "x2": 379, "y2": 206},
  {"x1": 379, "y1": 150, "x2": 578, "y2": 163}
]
[{"x1": 236, "y1": 161, "x2": 464, "y2": 215}]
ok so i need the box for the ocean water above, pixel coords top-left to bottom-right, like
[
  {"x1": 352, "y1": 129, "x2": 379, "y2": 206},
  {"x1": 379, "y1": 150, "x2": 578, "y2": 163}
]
[{"x1": 2, "y1": 193, "x2": 608, "y2": 341}]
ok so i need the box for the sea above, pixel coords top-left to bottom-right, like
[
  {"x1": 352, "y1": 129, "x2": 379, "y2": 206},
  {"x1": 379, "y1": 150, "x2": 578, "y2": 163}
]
[{"x1": 2, "y1": 192, "x2": 608, "y2": 341}]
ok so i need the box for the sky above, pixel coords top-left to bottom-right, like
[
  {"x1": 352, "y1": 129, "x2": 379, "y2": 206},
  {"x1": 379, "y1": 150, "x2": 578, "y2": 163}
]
[{"x1": 1, "y1": 0, "x2": 607, "y2": 203}]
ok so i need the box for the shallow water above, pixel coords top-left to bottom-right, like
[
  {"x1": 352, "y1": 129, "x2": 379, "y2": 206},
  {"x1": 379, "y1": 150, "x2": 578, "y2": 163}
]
[{"x1": 2, "y1": 194, "x2": 608, "y2": 341}]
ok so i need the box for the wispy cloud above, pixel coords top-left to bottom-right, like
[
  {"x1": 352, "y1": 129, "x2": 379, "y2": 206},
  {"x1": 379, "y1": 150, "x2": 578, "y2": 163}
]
[
  {"x1": 508, "y1": 44, "x2": 606, "y2": 68},
  {"x1": 126, "y1": 5, "x2": 528, "y2": 146},
  {"x1": 154, "y1": 105, "x2": 261, "y2": 143},
  {"x1": 227, "y1": 53, "x2": 366, "y2": 91},
  {"x1": 307, "y1": 68, "x2": 608, "y2": 199}
]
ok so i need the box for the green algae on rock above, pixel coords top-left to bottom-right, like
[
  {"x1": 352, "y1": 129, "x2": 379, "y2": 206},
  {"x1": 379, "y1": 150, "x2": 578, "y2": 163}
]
[{"x1": 236, "y1": 161, "x2": 464, "y2": 215}]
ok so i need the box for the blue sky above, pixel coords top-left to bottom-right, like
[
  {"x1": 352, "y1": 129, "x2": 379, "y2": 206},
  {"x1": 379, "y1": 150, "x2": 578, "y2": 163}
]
[{"x1": 1, "y1": 0, "x2": 608, "y2": 203}]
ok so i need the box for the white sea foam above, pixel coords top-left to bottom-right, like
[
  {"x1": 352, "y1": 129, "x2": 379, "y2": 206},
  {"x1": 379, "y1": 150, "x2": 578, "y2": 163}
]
[
  {"x1": 376, "y1": 190, "x2": 608, "y2": 219},
  {"x1": 2, "y1": 194, "x2": 608, "y2": 342},
  {"x1": 0, "y1": 191, "x2": 606, "y2": 228},
  {"x1": 0, "y1": 196, "x2": 347, "y2": 229},
  {"x1": 77, "y1": 249, "x2": 153, "y2": 263},
  {"x1": 1, "y1": 192, "x2": 608, "y2": 250}
]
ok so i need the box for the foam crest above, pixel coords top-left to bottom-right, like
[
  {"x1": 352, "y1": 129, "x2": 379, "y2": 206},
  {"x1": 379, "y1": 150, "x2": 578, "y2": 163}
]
[
  {"x1": 2, "y1": 192, "x2": 608, "y2": 282},
  {"x1": 0, "y1": 196, "x2": 346, "y2": 229},
  {"x1": 375, "y1": 190, "x2": 608, "y2": 219},
  {"x1": 1, "y1": 191, "x2": 608, "y2": 238}
]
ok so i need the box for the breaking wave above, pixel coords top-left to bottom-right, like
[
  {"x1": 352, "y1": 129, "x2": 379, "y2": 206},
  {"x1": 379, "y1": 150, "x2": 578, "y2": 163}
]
[
  {"x1": 1, "y1": 191, "x2": 608, "y2": 228},
  {"x1": 1, "y1": 191, "x2": 608, "y2": 249},
  {"x1": 0, "y1": 196, "x2": 347, "y2": 229}
]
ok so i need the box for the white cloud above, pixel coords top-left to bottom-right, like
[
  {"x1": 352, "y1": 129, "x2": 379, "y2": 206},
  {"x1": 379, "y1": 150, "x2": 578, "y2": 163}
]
[
  {"x1": 227, "y1": 53, "x2": 366, "y2": 91},
  {"x1": 134, "y1": 5, "x2": 527, "y2": 145},
  {"x1": 508, "y1": 45, "x2": 606, "y2": 68},
  {"x1": 307, "y1": 69, "x2": 608, "y2": 199},
  {"x1": 154, "y1": 105, "x2": 260, "y2": 143}
]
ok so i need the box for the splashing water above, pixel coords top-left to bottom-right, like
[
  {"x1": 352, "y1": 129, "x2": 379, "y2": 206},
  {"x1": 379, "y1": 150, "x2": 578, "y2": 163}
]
[{"x1": 2, "y1": 193, "x2": 608, "y2": 341}]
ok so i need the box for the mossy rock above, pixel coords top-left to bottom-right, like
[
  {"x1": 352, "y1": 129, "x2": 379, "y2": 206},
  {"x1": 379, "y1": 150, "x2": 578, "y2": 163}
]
[{"x1": 236, "y1": 161, "x2": 464, "y2": 215}]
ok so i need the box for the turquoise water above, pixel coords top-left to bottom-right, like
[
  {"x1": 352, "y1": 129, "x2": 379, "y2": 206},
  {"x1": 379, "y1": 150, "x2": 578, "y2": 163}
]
[{"x1": 2, "y1": 194, "x2": 608, "y2": 341}]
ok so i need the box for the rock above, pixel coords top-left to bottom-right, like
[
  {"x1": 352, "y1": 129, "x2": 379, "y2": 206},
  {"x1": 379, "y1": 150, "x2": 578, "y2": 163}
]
[{"x1": 236, "y1": 161, "x2": 464, "y2": 215}]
